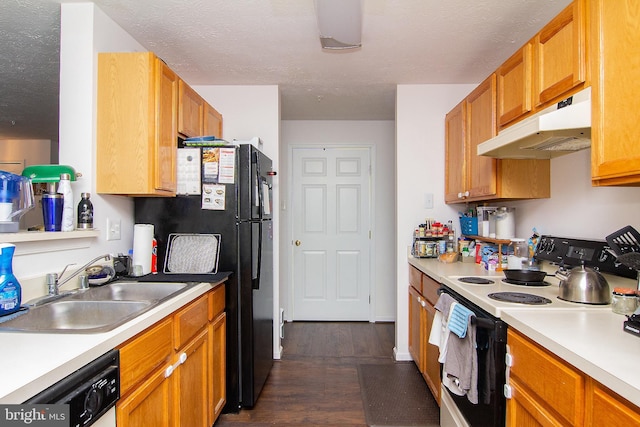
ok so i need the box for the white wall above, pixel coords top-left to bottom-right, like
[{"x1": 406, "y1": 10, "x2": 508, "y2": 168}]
[
  {"x1": 280, "y1": 120, "x2": 396, "y2": 322},
  {"x1": 501, "y1": 148, "x2": 640, "y2": 240},
  {"x1": 193, "y1": 85, "x2": 282, "y2": 358},
  {"x1": 395, "y1": 84, "x2": 476, "y2": 359}
]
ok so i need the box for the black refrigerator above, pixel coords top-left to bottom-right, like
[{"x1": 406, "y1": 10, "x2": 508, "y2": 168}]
[{"x1": 134, "y1": 144, "x2": 274, "y2": 412}]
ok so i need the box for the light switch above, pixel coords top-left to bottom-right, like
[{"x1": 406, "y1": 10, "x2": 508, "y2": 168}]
[{"x1": 424, "y1": 193, "x2": 434, "y2": 209}]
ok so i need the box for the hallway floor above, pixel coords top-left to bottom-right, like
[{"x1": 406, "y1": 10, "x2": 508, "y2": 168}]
[{"x1": 215, "y1": 322, "x2": 396, "y2": 427}]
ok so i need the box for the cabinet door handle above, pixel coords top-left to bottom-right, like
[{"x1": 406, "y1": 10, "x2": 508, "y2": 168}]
[{"x1": 419, "y1": 298, "x2": 426, "y2": 308}]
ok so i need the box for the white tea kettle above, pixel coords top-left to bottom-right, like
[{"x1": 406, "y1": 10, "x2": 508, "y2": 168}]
[{"x1": 557, "y1": 264, "x2": 611, "y2": 305}]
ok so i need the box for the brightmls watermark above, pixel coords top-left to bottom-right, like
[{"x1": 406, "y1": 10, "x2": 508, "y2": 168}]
[{"x1": 0, "y1": 405, "x2": 68, "y2": 426}]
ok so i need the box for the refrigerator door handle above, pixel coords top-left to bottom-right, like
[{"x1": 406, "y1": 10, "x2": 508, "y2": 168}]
[{"x1": 252, "y1": 221, "x2": 263, "y2": 290}]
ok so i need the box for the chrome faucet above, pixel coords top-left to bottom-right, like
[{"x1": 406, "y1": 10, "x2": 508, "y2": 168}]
[{"x1": 47, "y1": 254, "x2": 112, "y2": 295}]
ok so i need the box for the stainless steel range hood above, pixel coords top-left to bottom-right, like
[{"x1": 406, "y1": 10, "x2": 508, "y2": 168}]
[{"x1": 478, "y1": 87, "x2": 591, "y2": 159}]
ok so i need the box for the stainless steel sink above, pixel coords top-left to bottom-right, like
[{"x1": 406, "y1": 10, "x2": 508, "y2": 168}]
[
  {"x1": 0, "y1": 300, "x2": 153, "y2": 333},
  {"x1": 0, "y1": 281, "x2": 193, "y2": 334},
  {"x1": 70, "y1": 282, "x2": 189, "y2": 303}
]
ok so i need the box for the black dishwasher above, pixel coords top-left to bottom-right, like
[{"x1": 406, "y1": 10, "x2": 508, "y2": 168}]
[{"x1": 25, "y1": 349, "x2": 120, "y2": 427}]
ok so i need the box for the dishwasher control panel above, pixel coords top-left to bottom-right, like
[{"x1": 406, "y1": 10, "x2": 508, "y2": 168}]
[{"x1": 25, "y1": 349, "x2": 120, "y2": 427}]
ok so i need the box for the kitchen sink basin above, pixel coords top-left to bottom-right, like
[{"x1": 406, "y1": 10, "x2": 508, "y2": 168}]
[
  {"x1": 0, "y1": 280, "x2": 194, "y2": 333},
  {"x1": 0, "y1": 300, "x2": 153, "y2": 333},
  {"x1": 70, "y1": 281, "x2": 189, "y2": 303}
]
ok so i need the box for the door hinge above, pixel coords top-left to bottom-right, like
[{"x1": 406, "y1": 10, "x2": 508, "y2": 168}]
[{"x1": 369, "y1": 230, "x2": 372, "y2": 239}]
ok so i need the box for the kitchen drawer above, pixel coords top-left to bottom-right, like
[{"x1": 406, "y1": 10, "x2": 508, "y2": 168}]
[
  {"x1": 422, "y1": 274, "x2": 441, "y2": 306},
  {"x1": 174, "y1": 293, "x2": 208, "y2": 350},
  {"x1": 119, "y1": 318, "x2": 174, "y2": 395},
  {"x1": 409, "y1": 265, "x2": 423, "y2": 292},
  {"x1": 208, "y1": 284, "x2": 225, "y2": 321},
  {"x1": 508, "y1": 329, "x2": 585, "y2": 426}
]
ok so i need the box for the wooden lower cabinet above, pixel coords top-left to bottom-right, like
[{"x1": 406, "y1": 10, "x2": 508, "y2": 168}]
[
  {"x1": 507, "y1": 328, "x2": 640, "y2": 426},
  {"x1": 116, "y1": 365, "x2": 173, "y2": 427},
  {"x1": 408, "y1": 285, "x2": 426, "y2": 373},
  {"x1": 208, "y1": 285, "x2": 227, "y2": 424},
  {"x1": 116, "y1": 286, "x2": 226, "y2": 427},
  {"x1": 209, "y1": 313, "x2": 226, "y2": 423},
  {"x1": 585, "y1": 379, "x2": 640, "y2": 426},
  {"x1": 507, "y1": 328, "x2": 584, "y2": 426},
  {"x1": 175, "y1": 328, "x2": 209, "y2": 427},
  {"x1": 408, "y1": 265, "x2": 441, "y2": 404}
]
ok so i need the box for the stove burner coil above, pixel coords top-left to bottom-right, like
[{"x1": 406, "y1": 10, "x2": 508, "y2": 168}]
[
  {"x1": 458, "y1": 277, "x2": 495, "y2": 285},
  {"x1": 502, "y1": 278, "x2": 551, "y2": 287},
  {"x1": 488, "y1": 292, "x2": 552, "y2": 305}
]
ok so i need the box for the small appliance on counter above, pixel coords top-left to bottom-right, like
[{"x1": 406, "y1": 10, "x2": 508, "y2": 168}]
[{"x1": 0, "y1": 171, "x2": 34, "y2": 233}]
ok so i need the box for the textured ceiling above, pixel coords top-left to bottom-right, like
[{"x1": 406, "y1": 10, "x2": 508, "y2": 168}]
[{"x1": 0, "y1": 0, "x2": 572, "y2": 141}]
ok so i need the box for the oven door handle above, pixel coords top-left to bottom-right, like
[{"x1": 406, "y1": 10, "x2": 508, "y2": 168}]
[{"x1": 438, "y1": 286, "x2": 496, "y2": 330}]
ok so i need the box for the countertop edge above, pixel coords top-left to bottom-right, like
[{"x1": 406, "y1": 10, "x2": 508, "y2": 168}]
[{"x1": 0, "y1": 279, "x2": 226, "y2": 403}]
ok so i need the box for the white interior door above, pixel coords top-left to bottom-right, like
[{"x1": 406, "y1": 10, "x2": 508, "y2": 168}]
[{"x1": 291, "y1": 147, "x2": 371, "y2": 320}]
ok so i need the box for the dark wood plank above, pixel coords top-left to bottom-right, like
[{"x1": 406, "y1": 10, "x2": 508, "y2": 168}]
[{"x1": 214, "y1": 322, "x2": 395, "y2": 426}]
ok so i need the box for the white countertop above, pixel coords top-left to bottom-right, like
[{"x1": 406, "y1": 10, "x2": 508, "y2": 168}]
[
  {"x1": 0, "y1": 279, "x2": 225, "y2": 404},
  {"x1": 408, "y1": 255, "x2": 640, "y2": 408}
]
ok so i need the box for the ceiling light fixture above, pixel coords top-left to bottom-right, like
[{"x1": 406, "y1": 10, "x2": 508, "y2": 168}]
[{"x1": 314, "y1": 0, "x2": 363, "y2": 50}]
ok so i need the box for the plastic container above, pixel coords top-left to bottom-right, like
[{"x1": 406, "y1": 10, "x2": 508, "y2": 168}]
[
  {"x1": 77, "y1": 192, "x2": 93, "y2": 229},
  {"x1": 0, "y1": 243, "x2": 21, "y2": 316},
  {"x1": 612, "y1": 288, "x2": 638, "y2": 315},
  {"x1": 58, "y1": 173, "x2": 74, "y2": 232},
  {"x1": 459, "y1": 216, "x2": 478, "y2": 235}
]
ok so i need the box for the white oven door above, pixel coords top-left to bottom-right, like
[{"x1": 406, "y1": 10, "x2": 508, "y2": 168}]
[{"x1": 441, "y1": 385, "x2": 471, "y2": 427}]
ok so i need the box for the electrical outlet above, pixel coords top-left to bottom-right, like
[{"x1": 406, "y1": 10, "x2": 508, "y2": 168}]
[
  {"x1": 424, "y1": 193, "x2": 434, "y2": 209},
  {"x1": 106, "y1": 218, "x2": 121, "y2": 241}
]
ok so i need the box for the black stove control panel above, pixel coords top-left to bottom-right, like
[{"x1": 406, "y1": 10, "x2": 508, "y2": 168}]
[{"x1": 535, "y1": 235, "x2": 636, "y2": 279}]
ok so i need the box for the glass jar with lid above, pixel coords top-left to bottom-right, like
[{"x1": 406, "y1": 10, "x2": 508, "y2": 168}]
[
  {"x1": 507, "y1": 238, "x2": 529, "y2": 270},
  {"x1": 612, "y1": 287, "x2": 638, "y2": 315}
]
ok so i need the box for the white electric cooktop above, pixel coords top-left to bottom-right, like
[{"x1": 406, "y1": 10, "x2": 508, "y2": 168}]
[{"x1": 441, "y1": 274, "x2": 613, "y2": 318}]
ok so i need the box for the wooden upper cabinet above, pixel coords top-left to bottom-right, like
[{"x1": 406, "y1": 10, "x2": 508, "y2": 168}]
[
  {"x1": 97, "y1": 52, "x2": 178, "y2": 196},
  {"x1": 497, "y1": 43, "x2": 532, "y2": 128},
  {"x1": 466, "y1": 74, "x2": 497, "y2": 199},
  {"x1": 534, "y1": 0, "x2": 587, "y2": 107},
  {"x1": 178, "y1": 80, "x2": 204, "y2": 138},
  {"x1": 444, "y1": 74, "x2": 549, "y2": 204},
  {"x1": 590, "y1": 0, "x2": 640, "y2": 186},
  {"x1": 444, "y1": 100, "x2": 466, "y2": 203},
  {"x1": 204, "y1": 103, "x2": 223, "y2": 138}
]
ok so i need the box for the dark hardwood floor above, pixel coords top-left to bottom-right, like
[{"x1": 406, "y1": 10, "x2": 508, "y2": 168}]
[{"x1": 215, "y1": 321, "x2": 396, "y2": 427}]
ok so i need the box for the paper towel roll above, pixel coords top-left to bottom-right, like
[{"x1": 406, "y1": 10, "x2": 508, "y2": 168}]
[{"x1": 132, "y1": 224, "x2": 154, "y2": 275}]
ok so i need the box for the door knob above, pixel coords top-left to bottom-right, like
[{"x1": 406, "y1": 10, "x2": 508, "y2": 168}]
[{"x1": 295, "y1": 240, "x2": 301, "y2": 246}]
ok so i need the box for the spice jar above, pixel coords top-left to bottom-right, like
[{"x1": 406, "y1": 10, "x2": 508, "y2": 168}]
[{"x1": 612, "y1": 287, "x2": 638, "y2": 315}]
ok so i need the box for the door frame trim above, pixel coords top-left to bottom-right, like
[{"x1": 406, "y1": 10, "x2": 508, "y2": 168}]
[{"x1": 287, "y1": 144, "x2": 376, "y2": 322}]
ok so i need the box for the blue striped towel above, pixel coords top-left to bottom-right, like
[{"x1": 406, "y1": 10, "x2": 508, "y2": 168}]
[{"x1": 448, "y1": 303, "x2": 474, "y2": 338}]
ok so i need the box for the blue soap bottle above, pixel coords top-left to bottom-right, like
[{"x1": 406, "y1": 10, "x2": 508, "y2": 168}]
[{"x1": 0, "y1": 243, "x2": 21, "y2": 316}]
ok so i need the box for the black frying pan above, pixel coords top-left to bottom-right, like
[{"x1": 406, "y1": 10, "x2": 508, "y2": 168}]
[{"x1": 503, "y1": 269, "x2": 549, "y2": 283}]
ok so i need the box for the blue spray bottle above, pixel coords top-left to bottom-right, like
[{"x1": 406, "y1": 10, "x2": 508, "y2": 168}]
[{"x1": 0, "y1": 243, "x2": 21, "y2": 316}]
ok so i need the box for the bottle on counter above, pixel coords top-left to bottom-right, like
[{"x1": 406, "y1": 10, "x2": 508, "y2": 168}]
[
  {"x1": 58, "y1": 173, "x2": 74, "y2": 232},
  {"x1": 0, "y1": 243, "x2": 21, "y2": 316},
  {"x1": 77, "y1": 192, "x2": 94, "y2": 229}
]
